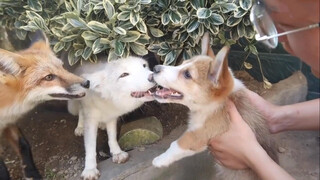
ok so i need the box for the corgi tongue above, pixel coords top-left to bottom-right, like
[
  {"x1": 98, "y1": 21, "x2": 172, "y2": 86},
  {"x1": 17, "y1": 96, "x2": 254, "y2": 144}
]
[{"x1": 154, "y1": 88, "x2": 183, "y2": 99}]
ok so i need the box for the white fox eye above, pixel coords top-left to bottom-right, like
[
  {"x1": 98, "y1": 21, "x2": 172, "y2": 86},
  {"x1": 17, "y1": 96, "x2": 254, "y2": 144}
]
[
  {"x1": 143, "y1": 64, "x2": 147, "y2": 68},
  {"x1": 44, "y1": 74, "x2": 55, "y2": 81},
  {"x1": 119, "y1": 72, "x2": 129, "y2": 78}
]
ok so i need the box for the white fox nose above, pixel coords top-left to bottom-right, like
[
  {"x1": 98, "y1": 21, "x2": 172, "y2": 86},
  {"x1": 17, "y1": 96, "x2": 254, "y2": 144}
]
[{"x1": 81, "y1": 80, "x2": 90, "y2": 89}]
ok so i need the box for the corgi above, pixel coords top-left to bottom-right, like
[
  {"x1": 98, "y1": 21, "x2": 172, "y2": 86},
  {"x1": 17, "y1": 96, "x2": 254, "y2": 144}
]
[
  {"x1": 151, "y1": 33, "x2": 278, "y2": 180},
  {"x1": 67, "y1": 57, "x2": 156, "y2": 180},
  {"x1": 0, "y1": 31, "x2": 89, "y2": 179}
]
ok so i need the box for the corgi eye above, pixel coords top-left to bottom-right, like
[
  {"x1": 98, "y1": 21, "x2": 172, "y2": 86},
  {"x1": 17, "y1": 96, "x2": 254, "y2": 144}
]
[
  {"x1": 119, "y1": 72, "x2": 129, "y2": 78},
  {"x1": 183, "y1": 70, "x2": 192, "y2": 79},
  {"x1": 143, "y1": 64, "x2": 147, "y2": 68},
  {"x1": 44, "y1": 74, "x2": 55, "y2": 81}
]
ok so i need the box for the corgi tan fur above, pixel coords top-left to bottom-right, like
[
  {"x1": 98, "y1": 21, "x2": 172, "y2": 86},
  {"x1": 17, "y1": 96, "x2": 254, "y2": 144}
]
[
  {"x1": 0, "y1": 31, "x2": 89, "y2": 179},
  {"x1": 151, "y1": 33, "x2": 278, "y2": 180}
]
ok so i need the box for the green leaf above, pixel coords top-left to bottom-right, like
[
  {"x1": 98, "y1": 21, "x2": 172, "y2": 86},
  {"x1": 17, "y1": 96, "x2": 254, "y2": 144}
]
[
  {"x1": 136, "y1": 20, "x2": 147, "y2": 33},
  {"x1": 230, "y1": 27, "x2": 239, "y2": 40},
  {"x1": 28, "y1": 0, "x2": 42, "y2": 12},
  {"x1": 115, "y1": 40, "x2": 125, "y2": 56},
  {"x1": 92, "y1": 38, "x2": 107, "y2": 54},
  {"x1": 61, "y1": 34, "x2": 78, "y2": 42},
  {"x1": 141, "y1": 0, "x2": 152, "y2": 4},
  {"x1": 169, "y1": 10, "x2": 181, "y2": 24},
  {"x1": 82, "y1": 46, "x2": 92, "y2": 60},
  {"x1": 130, "y1": 42, "x2": 148, "y2": 56},
  {"x1": 187, "y1": 19, "x2": 200, "y2": 33},
  {"x1": 77, "y1": 0, "x2": 83, "y2": 15},
  {"x1": 226, "y1": 16, "x2": 242, "y2": 27},
  {"x1": 197, "y1": 8, "x2": 212, "y2": 19},
  {"x1": 220, "y1": 3, "x2": 238, "y2": 13},
  {"x1": 87, "y1": 21, "x2": 111, "y2": 34},
  {"x1": 82, "y1": 31, "x2": 99, "y2": 41},
  {"x1": 157, "y1": 48, "x2": 170, "y2": 56},
  {"x1": 164, "y1": 50, "x2": 178, "y2": 65},
  {"x1": 149, "y1": 27, "x2": 164, "y2": 37},
  {"x1": 130, "y1": 11, "x2": 140, "y2": 26},
  {"x1": 108, "y1": 49, "x2": 119, "y2": 62},
  {"x1": 75, "y1": 49, "x2": 84, "y2": 57},
  {"x1": 68, "y1": 49, "x2": 80, "y2": 66},
  {"x1": 120, "y1": 31, "x2": 141, "y2": 42},
  {"x1": 117, "y1": 11, "x2": 130, "y2": 21},
  {"x1": 245, "y1": 25, "x2": 255, "y2": 39},
  {"x1": 240, "y1": 0, "x2": 252, "y2": 11},
  {"x1": 161, "y1": 12, "x2": 170, "y2": 25},
  {"x1": 148, "y1": 44, "x2": 161, "y2": 53},
  {"x1": 114, "y1": 26, "x2": 127, "y2": 35},
  {"x1": 103, "y1": 0, "x2": 115, "y2": 19},
  {"x1": 136, "y1": 34, "x2": 150, "y2": 44},
  {"x1": 237, "y1": 22, "x2": 245, "y2": 37},
  {"x1": 234, "y1": 8, "x2": 247, "y2": 18},
  {"x1": 208, "y1": 13, "x2": 224, "y2": 25},
  {"x1": 190, "y1": 0, "x2": 206, "y2": 9},
  {"x1": 53, "y1": 42, "x2": 65, "y2": 53}
]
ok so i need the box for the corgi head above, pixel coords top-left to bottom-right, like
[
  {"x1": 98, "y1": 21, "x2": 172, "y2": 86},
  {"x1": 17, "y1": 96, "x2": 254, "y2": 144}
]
[
  {"x1": 87, "y1": 57, "x2": 156, "y2": 104},
  {"x1": 152, "y1": 33, "x2": 234, "y2": 108},
  {"x1": 0, "y1": 31, "x2": 89, "y2": 106}
]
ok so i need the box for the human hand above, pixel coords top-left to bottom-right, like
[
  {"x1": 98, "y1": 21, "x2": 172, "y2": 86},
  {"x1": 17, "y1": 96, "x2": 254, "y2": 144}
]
[
  {"x1": 244, "y1": 89, "x2": 282, "y2": 133},
  {"x1": 209, "y1": 100, "x2": 261, "y2": 170}
]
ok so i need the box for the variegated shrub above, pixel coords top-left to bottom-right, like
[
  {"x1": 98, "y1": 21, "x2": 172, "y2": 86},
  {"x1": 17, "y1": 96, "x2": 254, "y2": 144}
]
[{"x1": 0, "y1": 0, "x2": 256, "y2": 66}]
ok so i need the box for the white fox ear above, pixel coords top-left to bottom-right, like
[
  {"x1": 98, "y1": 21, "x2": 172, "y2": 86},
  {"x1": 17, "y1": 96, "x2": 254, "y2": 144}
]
[
  {"x1": 201, "y1": 32, "x2": 215, "y2": 58},
  {"x1": 0, "y1": 49, "x2": 23, "y2": 76},
  {"x1": 208, "y1": 46, "x2": 230, "y2": 85}
]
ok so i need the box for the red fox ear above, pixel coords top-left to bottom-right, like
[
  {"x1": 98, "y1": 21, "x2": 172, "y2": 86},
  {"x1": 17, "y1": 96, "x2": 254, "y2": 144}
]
[
  {"x1": 0, "y1": 49, "x2": 23, "y2": 76},
  {"x1": 208, "y1": 46, "x2": 230, "y2": 85},
  {"x1": 201, "y1": 32, "x2": 215, "y2": 59},
  {"x1": 28, "y1": 30, "x2": 50, "y2": 50}
]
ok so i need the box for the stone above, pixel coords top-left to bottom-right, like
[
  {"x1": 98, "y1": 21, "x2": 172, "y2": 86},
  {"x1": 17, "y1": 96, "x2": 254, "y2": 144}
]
[
  {"x1": 118, "y1": 116, "x2": 163, "y2": 151},
  {"x1": 262, "y1": 71, "x2": 307, "y2": 105}
]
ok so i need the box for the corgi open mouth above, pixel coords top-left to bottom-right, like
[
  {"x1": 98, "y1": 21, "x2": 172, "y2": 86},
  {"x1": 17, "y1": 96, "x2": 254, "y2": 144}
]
[
  {"x1": 153, "y1": 86, "x2": 183, "y2": 100},
  {"x1": 131, "y1": 86, "x2": 157, "y2": 98},
  {"x1": 49, "y1": 92, "x2": 86, "y2": 99}
]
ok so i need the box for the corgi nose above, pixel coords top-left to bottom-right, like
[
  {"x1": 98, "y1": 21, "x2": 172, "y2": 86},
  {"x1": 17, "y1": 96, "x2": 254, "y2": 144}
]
[
  {"x1": 153, "y1": 65, "x2": 162, "y2": 74},
  {"x1": 81, "y1": 80, "x2": 90, "y2": 89}
]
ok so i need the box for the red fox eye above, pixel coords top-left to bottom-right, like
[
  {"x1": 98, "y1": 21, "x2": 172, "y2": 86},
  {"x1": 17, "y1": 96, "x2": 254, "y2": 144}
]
[
  {"x1": 44, "y1": 74, "x2": 55, "y2": 81},
  {"x1": 119, "y1": 72, "x2": 129, "y2": 78},
  {"x1": 183, "y1": 70, "x2": 192, "y2": 79}
]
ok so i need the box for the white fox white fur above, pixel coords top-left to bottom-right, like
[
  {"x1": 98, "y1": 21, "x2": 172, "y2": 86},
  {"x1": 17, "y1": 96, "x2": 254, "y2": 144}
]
[{"x1": 68, "y1": 57, "x2": 155, "y2": 180}]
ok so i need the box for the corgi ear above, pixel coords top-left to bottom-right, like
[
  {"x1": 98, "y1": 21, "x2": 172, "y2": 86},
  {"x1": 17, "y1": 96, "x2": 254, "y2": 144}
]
[
  {"x1": 28, "y1": 30, "x2": 51, "y2": 50},
  {"x1": 208, "y1": 46, "x2": 230, "y2": 85},
  {"x1": 201, "y1": 32, "x2": 215, "y2": 59},
  {"x1": 0, "y1": 49, "x2": 23, "y2": 76}
]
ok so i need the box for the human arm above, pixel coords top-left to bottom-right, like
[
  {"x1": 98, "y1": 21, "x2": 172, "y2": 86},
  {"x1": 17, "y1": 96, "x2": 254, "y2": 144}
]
[
  {"x1": 245, "y1": 89, "x2": 320, "y2": 133},
  {"x1": 209, "y1": 100, "x2": 294, "y2": 180}
]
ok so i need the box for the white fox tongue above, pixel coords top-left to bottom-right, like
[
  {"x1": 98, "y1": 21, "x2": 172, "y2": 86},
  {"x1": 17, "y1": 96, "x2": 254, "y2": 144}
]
[{"x1": 154, "y1": 87, "x2": 183, "y2": 99}]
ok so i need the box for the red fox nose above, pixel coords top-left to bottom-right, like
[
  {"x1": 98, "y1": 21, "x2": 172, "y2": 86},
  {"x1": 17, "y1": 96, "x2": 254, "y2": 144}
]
[{"x1": 81, "y1": 80, "x2": 90, "y2": 89}]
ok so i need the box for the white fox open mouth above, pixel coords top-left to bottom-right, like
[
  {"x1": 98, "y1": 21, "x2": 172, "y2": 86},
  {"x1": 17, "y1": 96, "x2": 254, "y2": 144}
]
[
  {"x1": 153, "y1": 86, "x2": 183, "y2": 100},
  {"x1": 131, "y1": 86, "x2": 157, "y2": 98},
  {"x1": 49, "y1": 92, "x2": 86, "y2": 99}
]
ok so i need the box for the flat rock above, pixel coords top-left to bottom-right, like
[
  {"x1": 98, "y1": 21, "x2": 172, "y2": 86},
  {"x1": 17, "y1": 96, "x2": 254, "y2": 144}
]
[{"x1": 119, "y1": 116, "x2": 163, "y2": 151}]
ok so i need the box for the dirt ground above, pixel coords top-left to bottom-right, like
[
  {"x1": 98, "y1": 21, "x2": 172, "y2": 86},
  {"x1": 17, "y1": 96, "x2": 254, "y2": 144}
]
[{"x1": 2, "y1": 71, "x2": 319, "y2": 179}]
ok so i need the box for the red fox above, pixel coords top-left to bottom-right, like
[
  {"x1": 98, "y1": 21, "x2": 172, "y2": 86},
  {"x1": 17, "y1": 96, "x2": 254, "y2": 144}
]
[{"x1": 0, "y1": 31, "x2": 90, "y2": 179}]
